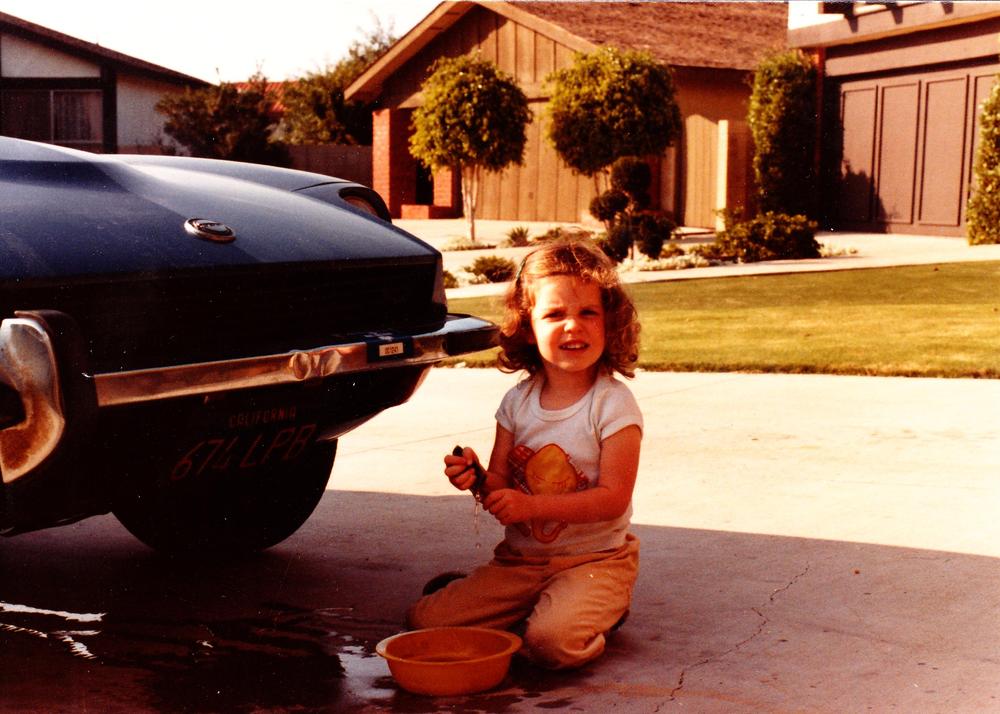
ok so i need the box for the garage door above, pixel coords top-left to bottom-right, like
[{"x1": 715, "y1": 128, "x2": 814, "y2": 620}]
[{"x1": 831, "y1": 63, "x2": 999, "y2": 236}]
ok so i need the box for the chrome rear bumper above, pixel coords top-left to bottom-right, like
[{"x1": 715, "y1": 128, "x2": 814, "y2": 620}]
[{"x1": 0, "y1": 312, "x2": 496, "y2": 484}]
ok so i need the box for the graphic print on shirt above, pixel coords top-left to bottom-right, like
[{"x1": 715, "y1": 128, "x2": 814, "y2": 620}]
[{"x1": 509, "y1": 444, "x2": 588, "y2": 543}]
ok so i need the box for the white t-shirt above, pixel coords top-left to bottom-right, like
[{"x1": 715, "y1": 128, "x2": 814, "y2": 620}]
[{"x1": 495, "y1": 371, "x2": 643, "y2": 557}]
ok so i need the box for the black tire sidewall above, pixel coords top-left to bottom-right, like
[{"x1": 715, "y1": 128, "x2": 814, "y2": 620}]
[{"x1": 112, "y1": 440, "x2": 336, "y2": 555}]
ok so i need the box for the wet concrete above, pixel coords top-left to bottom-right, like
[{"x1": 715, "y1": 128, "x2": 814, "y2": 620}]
[{"x1": 0, "y1": 493, "x2": 628, "y2": 713}]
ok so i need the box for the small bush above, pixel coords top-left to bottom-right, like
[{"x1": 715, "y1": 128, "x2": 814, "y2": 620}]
[
  {"x1": 967, "y1": 76, "x2": 1000, "y2": 245},
  {"x1": 713, "y1": 211, "x2": 820, "y2": 263},
  {"x1": 442, "y1": 270, "x2": 459, "y2": 289},
  {"x1": 537, "y1": 226, "x2": 595, "y2": 242},
  {"x1": 443, "y1": 237, "x2": 496, "y2": 251},
  {"x1": 660, "y1": 242, "x2": 686, "y2": 259},
  {"x1": 465, "y1": 255, "x2": 518, "y2": 283},
  {"x1": 503, "y1": 225, "x2": 532, "y2": 247},
  {"x1": 691, "y1": 241, "x2": 733, "y2": 262}
]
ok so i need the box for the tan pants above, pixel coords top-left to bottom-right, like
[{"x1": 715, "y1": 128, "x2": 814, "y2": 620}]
[{"x1": 407, "y1": 533, "x2": 639, "y2": 669}]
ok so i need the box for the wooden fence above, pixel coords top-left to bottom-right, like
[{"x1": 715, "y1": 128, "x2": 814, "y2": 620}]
[{"x1": 288, "y1": 144, "x2": 372, "y2": 185}]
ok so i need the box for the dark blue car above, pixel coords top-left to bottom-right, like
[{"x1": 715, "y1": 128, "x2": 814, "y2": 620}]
[{"x1": 0, "y1": 137, "x2": 496, "y2": 554}]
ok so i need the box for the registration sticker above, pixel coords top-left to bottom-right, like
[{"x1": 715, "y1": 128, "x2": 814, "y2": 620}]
[{"x1": 366, "y1": 335, "x2": 413, "y2": 362}]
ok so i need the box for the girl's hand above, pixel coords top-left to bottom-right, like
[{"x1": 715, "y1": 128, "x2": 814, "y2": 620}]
[
  {"x1": 444, "y1": 446, "x2": 481, "y2": 492},
  {"x1": 483, "y1": 488, "x2": 534, "y2": 525}
]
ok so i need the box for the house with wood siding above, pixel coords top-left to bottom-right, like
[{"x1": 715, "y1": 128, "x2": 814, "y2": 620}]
[
  {"x1": 346, "y1": 1, "x2": 787, "y2": 228},
  {"x1": 0, "y1": 11, "x2": 207, "y2": 154},
  {"x1": 790, "y1": 1, "x2": 1000, "y2": 237}
]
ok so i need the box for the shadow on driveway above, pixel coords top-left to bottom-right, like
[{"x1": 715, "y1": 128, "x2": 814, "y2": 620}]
[{"x1": 1, "y1": 489, "x2": 997, "y2": 712}]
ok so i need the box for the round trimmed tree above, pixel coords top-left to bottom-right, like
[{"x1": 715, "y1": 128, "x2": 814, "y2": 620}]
[
  {"x1": 546, "y1": 47, "x2": 681, "y2": 179},
  {"x1": 409, "y1": 54, "x2": 531, "y2": 242}
]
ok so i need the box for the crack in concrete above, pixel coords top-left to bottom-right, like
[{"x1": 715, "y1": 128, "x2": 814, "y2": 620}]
[{"x1": 667, "y1": 563, "x2": 811, "y2": 702}]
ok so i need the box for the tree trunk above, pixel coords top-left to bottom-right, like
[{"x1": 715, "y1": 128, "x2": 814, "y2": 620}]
[{"x1": 461, "y1": 164, "x2": 481, "y2": 243}]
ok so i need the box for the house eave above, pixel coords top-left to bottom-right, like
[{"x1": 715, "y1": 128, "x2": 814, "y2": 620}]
[
  {"x1": 345, "y1": 0, "x2": 598, "y2": 103},
  {"x1": 789, "y1": 1, "x2": 1000, "y2": 50},
  {"x1": 346, "y1": 1, "x2": 472, "y2": 103},
  {"x1": 0, "y1": 11, "x2": 208, "y2": 86}
]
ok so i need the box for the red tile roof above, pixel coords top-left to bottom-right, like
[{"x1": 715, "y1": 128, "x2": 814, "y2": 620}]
[{"x1": 234, "y1": 81, "x2": 288, "y2": 111}]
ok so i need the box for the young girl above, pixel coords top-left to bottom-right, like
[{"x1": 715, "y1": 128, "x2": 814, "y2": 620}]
[{"x1": 407, "y1": 237, "x2": 643, "y2": 670}]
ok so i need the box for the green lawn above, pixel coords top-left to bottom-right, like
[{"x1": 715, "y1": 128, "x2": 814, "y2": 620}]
[{"x1": 447, "y1": 261, "x2": 1000, "y2": 378}]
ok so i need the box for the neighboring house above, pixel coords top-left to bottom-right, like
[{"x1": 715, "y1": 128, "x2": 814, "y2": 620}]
[
  {"x1": 346, "y1": 1, "x2": 787, "y2": 227},
  {"x1": 0, "y1": 11, "x2": 207, "y2": 154},
  {"x1": 790, "y1": 1, "x2": 1000, "y2": 237}
]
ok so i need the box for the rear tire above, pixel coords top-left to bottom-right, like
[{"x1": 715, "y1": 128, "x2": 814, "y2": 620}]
[{"x1": 113, "y1": 441, "x2": 336, "y2": 556}]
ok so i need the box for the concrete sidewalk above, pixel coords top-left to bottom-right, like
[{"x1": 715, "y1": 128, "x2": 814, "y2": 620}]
[
  {"x1": 392, "y1": 218, "x2": 1000, "y2": 299},
  {"x1": 330, "y1": 369, "x2": 1000, "y2": 712}
]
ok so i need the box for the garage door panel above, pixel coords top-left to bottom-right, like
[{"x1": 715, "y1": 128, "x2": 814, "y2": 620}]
[
  {"x1": 877, "y1": 82, "x2": 919, "y2": 224},
  {"x1": 839, "y1": 86, "x2": 877, "y2": 224},
  {"x1": 919, "y1": 77, "x2": 968, "y2": 227}
]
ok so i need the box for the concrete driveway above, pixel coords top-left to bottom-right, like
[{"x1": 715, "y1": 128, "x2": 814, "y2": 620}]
[
  {"x1": 330, "y1": 367, "x2": 1000, "y2": 712},
  {"x1": 2, "y1": 223, "x2": 995, "y2": 712},
  {"x1": 342, "y1": 225, "x2": 1000, "y2": 711}
]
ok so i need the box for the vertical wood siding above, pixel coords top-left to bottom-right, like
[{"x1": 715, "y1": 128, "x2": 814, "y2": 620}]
[
  {"x1": 683, "y1": 114, "x2": 719, "y2": 228},
  {"x1": 378, "y1": 5, "x2": 751, "y2": 226}
]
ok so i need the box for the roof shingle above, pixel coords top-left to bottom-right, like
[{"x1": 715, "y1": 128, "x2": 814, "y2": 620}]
[{"x1": 513, "y1": 1, "x2": 788, "y2": 71}]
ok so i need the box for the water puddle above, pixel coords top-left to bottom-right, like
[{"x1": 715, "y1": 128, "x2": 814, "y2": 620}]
[
  {"x1": 0, "y1": 599, "x2": 400, "y2": 711},
  {"x1": 0, "y1": 598, "x2": 580, "y2": 711}
]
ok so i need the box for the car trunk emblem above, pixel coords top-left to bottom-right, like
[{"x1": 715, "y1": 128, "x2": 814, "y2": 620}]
[{"x1": 185, "y1": 218, "x2": 235, "y2": 243}]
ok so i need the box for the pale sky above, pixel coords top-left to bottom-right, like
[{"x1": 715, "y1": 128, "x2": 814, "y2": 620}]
[{"x1": 0, "y1": 1, "x2": 441, "y2": 83}]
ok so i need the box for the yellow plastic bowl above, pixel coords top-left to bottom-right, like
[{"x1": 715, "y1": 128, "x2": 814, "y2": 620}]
[{"x1": 376, "y1": 627, "x2": 522, "y2": 696}]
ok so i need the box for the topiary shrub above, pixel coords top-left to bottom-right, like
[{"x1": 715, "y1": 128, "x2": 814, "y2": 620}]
[
  {"x1": 610, "y1": 157, "x2": 652, "y2": 209},
  {"x1": 714, "y1": 211, "x2": 820, "y2": 263},
  {"x1": 589, "y1": 190, "x2": 630, "y2": 228},
  {"x1": 598, "y1": 225, "x2": 633, "y2": 263},
  {"x1": 748, "y1": 50, "x2": 818, "y2": 219},
  {"x1": 589, "y1": 156, "x2": 674, "y2": 262},
  {"x1": 465, "y1": 255, "x2": 518, "y2": 283},
  {"x1": 967, "y1": 76, "x2": 1000, "y2": 245},
  {"x1": 633, "y1": 213, "x2": 675, "y2": 260},
  {"x1": 598, "y1": 213, "x2": 675, "y2": 262}
]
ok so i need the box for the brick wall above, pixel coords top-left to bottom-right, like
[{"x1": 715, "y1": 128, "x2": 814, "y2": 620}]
[{"x1": 372, "y1": 108, "x2": 417, "y2": 217}]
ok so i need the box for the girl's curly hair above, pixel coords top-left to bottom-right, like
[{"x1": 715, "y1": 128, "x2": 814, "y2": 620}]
[{"x1": 498, "y1": 237, "x2": 640, "y2": 378}]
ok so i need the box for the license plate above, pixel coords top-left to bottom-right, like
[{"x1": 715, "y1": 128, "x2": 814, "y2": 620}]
[{"x1": 169, "y1": 422, "x2": 318, "y2": 482}]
